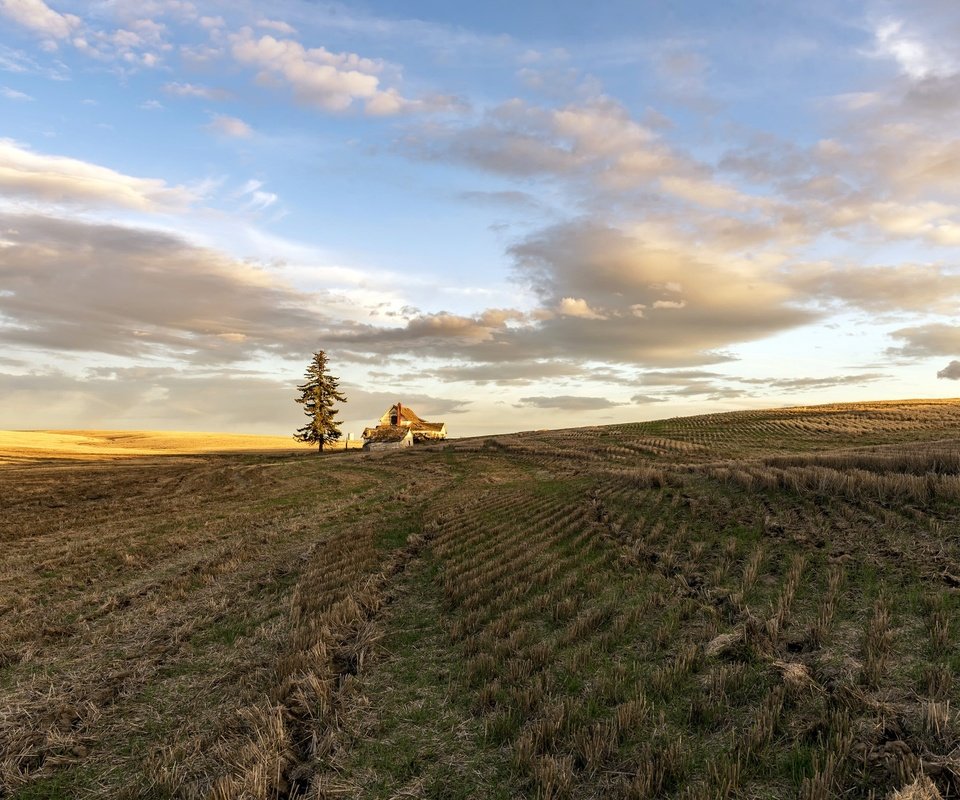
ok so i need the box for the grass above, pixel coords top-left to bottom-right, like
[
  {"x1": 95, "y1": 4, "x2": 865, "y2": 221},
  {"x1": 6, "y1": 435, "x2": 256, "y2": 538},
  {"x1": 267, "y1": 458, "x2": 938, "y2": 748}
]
[
  {"x1": 327, "y1": 560, "x2": 513, "y2": 799},
  {"x1": 2, "y1": 399, "x2": 960, "y2": 798},
  {"x1": 10, "y1": 767, "x2": 95, "y2": 799}
]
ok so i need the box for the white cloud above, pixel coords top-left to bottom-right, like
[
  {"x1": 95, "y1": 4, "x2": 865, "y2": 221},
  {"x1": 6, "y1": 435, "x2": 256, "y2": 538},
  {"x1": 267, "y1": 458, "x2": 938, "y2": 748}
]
[
  {"x1": 71, "y1": 18, "x2": 168, "y2": 66},
  {"x1": 365, "y1": 87, "x2": 407, "y2": 116},
  {"x1": 0, "y1": 0, "x2": 81, "y2": 41},
  {"x1": 0, "y1": 43, "x2": 68, "y2": 78},
  {"x1": 102, "y1": 0, "x2": 196, "y2": 24},
  {"x1": 557, "y1": 296, "x2": 606, "y2": 320},
  {"x1": 0, "y1": 86, "x2": 32, "y2": 100},
  {"x1": 659, "y1": 174, "x2": 763, "y2": 212},
  {"x1": 237, "y1": 179, "x2": 278, "y2": 210},
  {"x1": 139, "y1": 98, "x2": 163, "y2": 110},
  {"x1": 0, "y1": 139, "x2": 195, "y2": 210},
  {"x1": 205, "y1": 114, "x2": 253, "y2": 138},
  {"x1": 229, "y1": 27, "x2": 413, "y2": 115},
  {"x1": 873, "y1": 18, "x2": 956, "y2": 80},
  {"x1": 256, "y1": 18, "x2": 296, "y2": 35},
  {"x1": 162, "y1": 81, "x2": 230, "y2": 100},
  {"x1": 2, "y1": 3, "x2": 173, "y2": 67}
]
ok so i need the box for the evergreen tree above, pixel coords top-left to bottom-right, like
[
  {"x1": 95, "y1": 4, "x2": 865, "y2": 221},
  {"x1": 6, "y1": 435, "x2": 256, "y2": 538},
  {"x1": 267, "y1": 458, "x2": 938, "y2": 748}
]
[{"x1": 293, "y1": 350, "x2": 347, "y2": 452}]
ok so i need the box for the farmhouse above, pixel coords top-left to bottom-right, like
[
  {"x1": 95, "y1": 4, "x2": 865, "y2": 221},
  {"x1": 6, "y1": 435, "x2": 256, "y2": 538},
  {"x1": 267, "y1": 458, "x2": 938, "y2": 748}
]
[{"x1": 362, "y1": 402, "x2": 447, "y2": 450}]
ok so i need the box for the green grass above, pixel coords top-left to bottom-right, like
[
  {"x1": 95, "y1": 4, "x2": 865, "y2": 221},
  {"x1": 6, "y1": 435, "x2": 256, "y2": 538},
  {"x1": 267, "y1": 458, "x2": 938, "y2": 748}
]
[
  {"x1": 11, "y1": 767, "x2": 95, "y2": 800},
  {"x1": 331, "y1": 560, "x2": 514, "y2": 799}
]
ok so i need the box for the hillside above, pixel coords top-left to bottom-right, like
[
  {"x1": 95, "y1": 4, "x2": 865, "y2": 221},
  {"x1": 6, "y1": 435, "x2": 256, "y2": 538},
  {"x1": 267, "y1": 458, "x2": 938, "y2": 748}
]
[{"x1": 2, "y1": 400, "x2": 960, "y2": 799}]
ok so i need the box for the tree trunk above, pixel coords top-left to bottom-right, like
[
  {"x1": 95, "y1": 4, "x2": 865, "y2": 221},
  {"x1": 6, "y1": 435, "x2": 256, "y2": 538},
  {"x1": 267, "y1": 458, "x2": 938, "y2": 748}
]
[{"x1": 318, "y1": 440, "x2": 323, "y2": 453}]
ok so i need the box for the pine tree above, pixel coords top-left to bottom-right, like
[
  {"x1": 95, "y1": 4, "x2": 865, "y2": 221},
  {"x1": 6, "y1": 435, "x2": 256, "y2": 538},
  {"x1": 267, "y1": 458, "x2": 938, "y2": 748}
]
[{"x1": 293, "y1": 350, "x2": 347, "y2": 452}]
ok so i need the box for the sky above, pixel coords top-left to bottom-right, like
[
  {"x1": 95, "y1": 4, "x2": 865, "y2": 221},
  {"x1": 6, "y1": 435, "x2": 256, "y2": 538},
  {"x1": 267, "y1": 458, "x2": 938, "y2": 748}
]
[{"x1": 1, "y1": 0, "x2": 960, "y2": 438}]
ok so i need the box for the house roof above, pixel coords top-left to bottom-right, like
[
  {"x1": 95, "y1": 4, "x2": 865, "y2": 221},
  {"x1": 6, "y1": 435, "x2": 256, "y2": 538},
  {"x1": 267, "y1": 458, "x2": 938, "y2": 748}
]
[
  {"x1": 363, "y1": 426, "x2": 412, "y2": 443},
  {"x1": 364, "y1": 404, "x2": 446, "y2": 440},
  {"x1": 380, "y1": 405, "x2": 444, "y2": 429},
  {"x1": 386, "y1": 404, "x2": 424, "y2": 423},
  {"x1": 412, "y1": 421, "x2": 445, "y2": 432}
]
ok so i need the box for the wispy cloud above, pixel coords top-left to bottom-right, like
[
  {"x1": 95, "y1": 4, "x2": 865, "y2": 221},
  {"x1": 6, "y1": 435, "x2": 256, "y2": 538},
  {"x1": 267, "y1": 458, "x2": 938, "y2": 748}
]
[
  {"x1": 256, "y1": 18, "x2": 297, "y2": 35},
  {"x1": 0, "y1": 43, "x2": 68, "y2": 78},
  {"x1": 1, "y1": 85, "x2": 32, "y2": 100},
  {"x1": 205, "y1": 114, "x2": 253, "y2": 138},
  {"x1": 517, "y1": 395, "x2": 625, "y2": 411},
  {"x1": 0, "y1": 0, "x2": 81, "y2": 41},
  {"x1": 228, "y1": 26, "x2": 457, "y2": 116},
  {"x1": 162, "y1": 81, "x2": 231, "y2": 101},
  {"x1": 872, "y1": 18, "x2": 956, "y2": 79},
  {"x1": 229, "y1": 27, "x2": 392, "y2": 114},
  {"x1": 236, "y1": 179, "x2": 278, "y2": 211},
  {"x1": 0, "y1": 138, "x2": 194, "y2": 210}
]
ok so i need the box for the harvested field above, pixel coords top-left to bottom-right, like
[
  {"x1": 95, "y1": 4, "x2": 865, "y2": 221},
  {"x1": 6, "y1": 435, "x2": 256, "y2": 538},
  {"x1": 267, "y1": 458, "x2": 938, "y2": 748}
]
[
  {"x1": 0, "y1": 430, "x2": 364, "y2": 465},
  {"x1": 0, "y1": 430, "x2": 306, "y2": 464},
  {"x1": 2, "y1": 399, "x2": 960, "y2": 798}
]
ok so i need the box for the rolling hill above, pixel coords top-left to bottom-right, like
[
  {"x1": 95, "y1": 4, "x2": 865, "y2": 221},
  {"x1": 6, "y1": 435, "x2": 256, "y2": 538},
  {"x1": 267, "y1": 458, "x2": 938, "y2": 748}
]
[{"x1": 2, "y1": 400, "x2": 960, "y2": 799}]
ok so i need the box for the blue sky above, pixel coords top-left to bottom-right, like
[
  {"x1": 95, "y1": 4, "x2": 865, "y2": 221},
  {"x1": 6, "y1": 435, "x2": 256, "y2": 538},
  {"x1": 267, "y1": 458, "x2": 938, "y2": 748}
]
[{"x1": 1, "y1": 0, "x2": 959, "y2": 436}]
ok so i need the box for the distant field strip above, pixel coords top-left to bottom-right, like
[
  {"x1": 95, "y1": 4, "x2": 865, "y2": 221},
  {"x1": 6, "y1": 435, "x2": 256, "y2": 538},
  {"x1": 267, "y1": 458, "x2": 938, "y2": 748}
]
[
  {"x1": 2, "y1": 400, "x2": 960, "y2": 798},
  {"x1": 0, "y1": 430, "x2": 307, "y2": 463}
]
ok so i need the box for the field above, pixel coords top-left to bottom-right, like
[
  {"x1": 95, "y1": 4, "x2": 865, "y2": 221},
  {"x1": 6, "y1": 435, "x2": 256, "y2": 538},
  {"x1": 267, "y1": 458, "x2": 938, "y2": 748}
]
[
  {"x1": 0, "y1": 431, "x2": 306, "y2": 464},
  {"x1": 2, "y1": 399, "x2": 960, "y2": 799}
]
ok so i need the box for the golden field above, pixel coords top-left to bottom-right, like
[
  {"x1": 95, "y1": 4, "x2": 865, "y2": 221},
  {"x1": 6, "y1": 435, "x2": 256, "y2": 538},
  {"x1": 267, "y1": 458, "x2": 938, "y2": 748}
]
[{"x1": 0, "y1": 430, "x2": 356, "y2": 463}]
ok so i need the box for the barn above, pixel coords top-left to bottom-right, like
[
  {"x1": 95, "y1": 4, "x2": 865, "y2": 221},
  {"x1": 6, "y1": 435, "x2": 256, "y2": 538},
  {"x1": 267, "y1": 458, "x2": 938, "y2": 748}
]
[{"x1": 361, "y1": 402, "x2": 447, "y2": 449}]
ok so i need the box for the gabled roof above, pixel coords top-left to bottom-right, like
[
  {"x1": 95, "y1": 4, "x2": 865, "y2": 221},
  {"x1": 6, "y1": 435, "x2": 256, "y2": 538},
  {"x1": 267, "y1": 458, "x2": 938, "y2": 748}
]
[
  {"x1": 363, "y1": 426, "x2": 412, "y2": 443},
  {"x1": 384, "y1": 404, "x2": 424, "y2": 423},
  {"x1": 365, "y1": 404, "x2": 446, "y2": 441},
  {"x1": 413, "y1": 421, "x2": 445, "y2": 432}
]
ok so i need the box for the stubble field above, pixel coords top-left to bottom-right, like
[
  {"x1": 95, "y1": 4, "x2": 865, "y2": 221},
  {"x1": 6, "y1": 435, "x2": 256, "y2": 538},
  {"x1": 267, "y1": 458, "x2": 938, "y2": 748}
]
[{"x1": 2, "y1": 399, "x2": 960, "y2": 799}]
